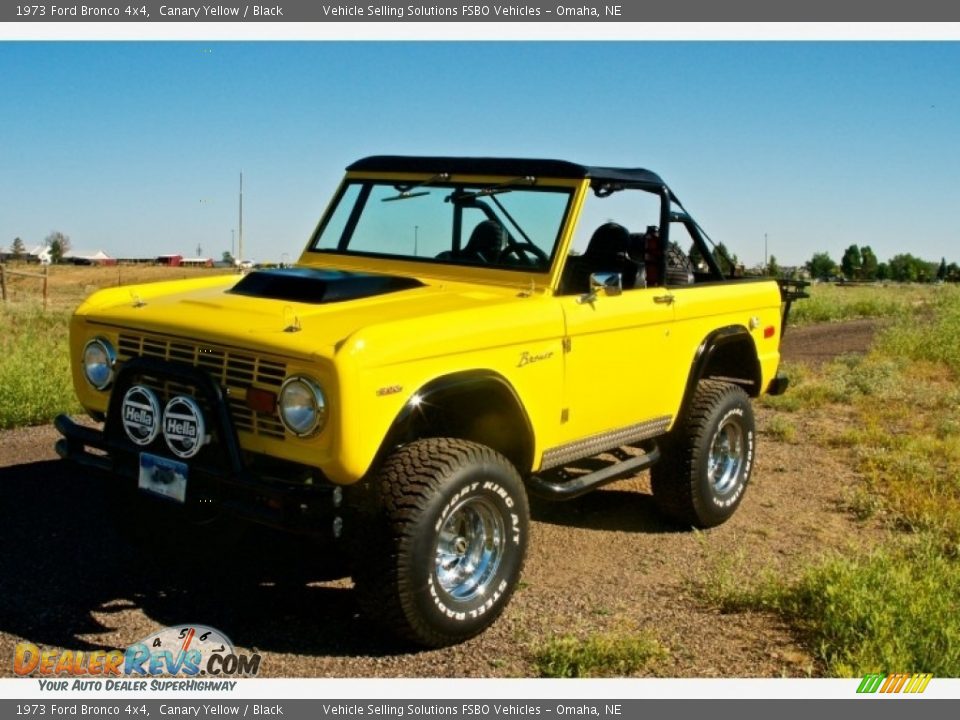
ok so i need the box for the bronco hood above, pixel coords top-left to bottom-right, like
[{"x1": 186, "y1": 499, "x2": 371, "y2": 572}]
[{"x1": 75, "y1": 268, "x2": 531, "y2": 362}]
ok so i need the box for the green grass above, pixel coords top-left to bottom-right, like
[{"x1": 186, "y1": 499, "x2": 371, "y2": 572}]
[
  {"x1": 716, "y1": 284, "x2": 960, "y2": 676},
  {"x1": 877, "y1": 285, "x2": 960, "y2": 374},
  {"x1": 764, "y1": 284, "x2": 948, "y2": 412},
  {"x1": 764, "y1": 415, "x2": 797, "y2": 443},
  {"x1": 534, "y1": 630, "x2": 666, "y2": 678},
  {"x1": 788, "y1": 283, "x2": 933, "y2": 326},
  {"x1": 823, "y1": 288, "x2": 960, "y2": 543},
  {"x1": 761, "y1": 355, "x2": 903, "y2": 412},
  {"x1": 0, "y1": 304, "x2": 80, "y2": 428},
  {"x1": 723, "y1": 540, "x2": 960, "y2": 677},
  {"x1": 851, "y1": 411, "x2": 960, "y2": 541}
]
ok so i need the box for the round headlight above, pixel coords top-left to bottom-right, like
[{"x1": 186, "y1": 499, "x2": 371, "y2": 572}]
[
  {"x1": 82, "y1": 337, "x2": 117, "y2": 390},
  {"x1": 278, "y1": 376, "x2": 327, "y2": 437}
]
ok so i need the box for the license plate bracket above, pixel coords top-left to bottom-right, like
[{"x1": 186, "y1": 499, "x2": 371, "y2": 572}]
[{"x1": 138, "y1": 452, "x2": 188, "y2": 504}]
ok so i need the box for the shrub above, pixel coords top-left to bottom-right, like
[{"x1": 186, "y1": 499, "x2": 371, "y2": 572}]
[{"x1": 534, "y1": 631, "x2": 665, "y2": 678}]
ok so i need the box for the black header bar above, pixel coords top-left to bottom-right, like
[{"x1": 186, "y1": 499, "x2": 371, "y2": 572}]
[{"x1": 3, "y1": 0, "x2": 958, "y2": 23}]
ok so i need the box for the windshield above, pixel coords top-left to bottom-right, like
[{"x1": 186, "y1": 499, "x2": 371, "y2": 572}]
[{"x1": 310, "y1": 180, "x2": 573, "y2": 272}]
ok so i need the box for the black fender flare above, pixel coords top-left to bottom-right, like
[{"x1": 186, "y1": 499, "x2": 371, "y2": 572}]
[
  {"x1": 678, "y1": 325, "x2": 761, "y2": 420},
  {"x1": 377, "y1": 370, "x2": 536, "y2": 474}
]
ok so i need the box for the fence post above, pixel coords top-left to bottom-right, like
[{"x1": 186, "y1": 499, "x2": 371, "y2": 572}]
[
  {"x1": 43, "y1": 265, "x2": 49, "y2": 310},
  {"x1": 0, "y1": 265, "x2": 6, "y2": 303}
]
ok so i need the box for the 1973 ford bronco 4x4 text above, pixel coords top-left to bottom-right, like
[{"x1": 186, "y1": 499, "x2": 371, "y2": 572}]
[{"x1": 57, "y1": 156, "x2": 803, "y2": 646}]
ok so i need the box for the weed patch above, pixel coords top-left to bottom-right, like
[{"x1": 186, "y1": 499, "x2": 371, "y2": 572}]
[
  {"x1": 534, "y1": 630, "x2": 666, "y2": 678},
  {"x1": 742, "y1": 540, "x2": 960, "y2": 677},
  {"x1": 877, "y1": 285, "x2": 960, "y2": 375},
  {"x1": 0, "y1": 304, "x2": 80, "y2": 428},
  {"x1": 717, "y1": 285, "x2": 960, "y2": 677},
  {"x1": 765, "y1": 415, "x2": 797, "y2": 443},
  {"x1": 761, "y1": 355, "x2": 902, "y2": 412},
  {"x1": 789, "y1": 284, "x2": 928, "y2": 326}
]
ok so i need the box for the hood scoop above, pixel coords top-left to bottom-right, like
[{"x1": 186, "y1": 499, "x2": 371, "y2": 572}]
[{"x1": 228, "y1": 267, "x2": 424, "y2": 305}]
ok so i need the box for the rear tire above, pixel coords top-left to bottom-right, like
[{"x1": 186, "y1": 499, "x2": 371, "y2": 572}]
[
  {"x1": 651, "y1": 380, "x2": 755, "y2": 528},
  {"x1": 352, "y1": 438, "x2": 529, "y2": 647}
]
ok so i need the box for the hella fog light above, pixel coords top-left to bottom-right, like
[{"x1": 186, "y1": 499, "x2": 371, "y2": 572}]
[
  {"x1": 82, "y1": 337, "x2": 117, "y2": 390},
  {"x1": 278, "y1": 376, "x2": 327, "y2": 437}
]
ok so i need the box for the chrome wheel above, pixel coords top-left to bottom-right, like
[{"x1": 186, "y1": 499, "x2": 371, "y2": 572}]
[
  {"x1": 435, "y1": 495, "x2": 505, "y2": 602},
  {"x1": 651, "y1": 381, "x2": 755, "y2": 529},
  {"x1": 708, "y1": 415, "x2": 745, "y2": 495},
  {"x1": 353, "y1": 438, "x2": 529, "y2": 647}
]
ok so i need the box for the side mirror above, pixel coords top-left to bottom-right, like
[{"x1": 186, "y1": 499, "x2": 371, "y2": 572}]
[{"x1": 578, "y1": 272, "x2": 622, "y2": 304}]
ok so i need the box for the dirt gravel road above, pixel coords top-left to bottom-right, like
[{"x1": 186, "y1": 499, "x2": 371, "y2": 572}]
[{"x1": 0, "y1": 320, "x2": 877, "y2": 677}]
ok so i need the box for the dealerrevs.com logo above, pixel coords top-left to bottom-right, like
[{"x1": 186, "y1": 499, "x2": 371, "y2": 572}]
[{"x1": 14, "y1": 625, "x2": 261, "y2": 690}]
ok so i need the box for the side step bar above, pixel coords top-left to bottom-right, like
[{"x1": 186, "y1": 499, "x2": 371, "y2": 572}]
[{"x1": 526, "y1": 442, "x2": 660, "y2": 501}]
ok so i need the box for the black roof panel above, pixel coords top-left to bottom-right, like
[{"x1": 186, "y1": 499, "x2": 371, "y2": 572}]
[{"x1": 347, "y1": 155, "x2": 668, "y2": 188}]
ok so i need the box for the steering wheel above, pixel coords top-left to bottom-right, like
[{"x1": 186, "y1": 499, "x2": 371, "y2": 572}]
[{"x1": 501, "y1": 238, "x2": 549, "y2": 267}]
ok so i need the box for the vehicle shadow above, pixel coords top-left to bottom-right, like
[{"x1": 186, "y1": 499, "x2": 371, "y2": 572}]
[
  {"x1": 529, "y1": 485, "x2": 686, "y2": 534},
  {"x1": 0, "y1": 460, "x2": 409, "y2": 660}
]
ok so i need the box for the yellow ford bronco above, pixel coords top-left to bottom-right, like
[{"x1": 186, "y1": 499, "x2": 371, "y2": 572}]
[{"x1": 57, "y1": 156, "x2": 804, "y2": 647}]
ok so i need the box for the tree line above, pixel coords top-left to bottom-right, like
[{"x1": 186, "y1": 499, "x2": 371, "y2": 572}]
[
  {"x1": 3, "y1": 231, "x2": 72, "y2": 263},
  {"x1": 800, "y1": 245, "x2": 957, "y2": 283},
  {"x1": 690, "y1": 241, "x2": 956, "y2": 284}
]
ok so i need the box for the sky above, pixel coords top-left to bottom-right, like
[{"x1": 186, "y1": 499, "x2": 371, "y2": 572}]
[{"x1": 1, "y1": 41, "x2": 958, "y2": 267}]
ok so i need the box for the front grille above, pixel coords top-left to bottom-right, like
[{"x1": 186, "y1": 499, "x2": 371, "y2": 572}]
[{"x1": 117, "y1": 332, "x2": 287, "y2": 441}]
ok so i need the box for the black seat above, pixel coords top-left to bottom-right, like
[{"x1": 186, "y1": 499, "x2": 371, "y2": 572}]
[
  {"x1": 560, "y1": 222, "x2": 643, "y2": 294},
  {"x1": 462, "y1": 220, "x2": 508, "y2": 264}
]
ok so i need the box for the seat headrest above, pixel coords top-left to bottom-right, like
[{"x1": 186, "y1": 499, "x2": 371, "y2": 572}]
[
  {"x1": 464, "y1": 220, "x2": 508, "y2": 259},
  {"x1": 584, "y1": 222, "x2": 630, "y2": 259}
]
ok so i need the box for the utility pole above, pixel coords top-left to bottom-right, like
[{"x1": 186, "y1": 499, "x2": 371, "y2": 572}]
[
  {"x1": 764, "y1": 233, "x2": 768, "y2": 271},
  {"x1": 414, "y1": 225, "x2": 419, "y2": 256},
  {"x1": 238, "y1": 171, "x2": 244, "y2": 265}
]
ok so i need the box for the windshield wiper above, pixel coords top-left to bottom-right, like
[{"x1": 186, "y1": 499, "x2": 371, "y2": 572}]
[
  {"x1": 381, "y1": 173, "x2": 450, "y2": 202},
  {"x1": 448, "y1": 176, "x2": 536, "y2": 203}
]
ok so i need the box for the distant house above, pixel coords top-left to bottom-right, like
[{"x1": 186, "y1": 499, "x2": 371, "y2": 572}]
[
  {"x1": 25, "y1": 245, "x2": 52, "y2": 264},
  {"x1": 155, "y1": 254, "x2": 184, "y2": 267},
  {"x1": 8, "y1": 246, "x2": 116, "y2": 265},
  {"x1": 64, "y1": 249, "x2": 116, "y2": 266}
]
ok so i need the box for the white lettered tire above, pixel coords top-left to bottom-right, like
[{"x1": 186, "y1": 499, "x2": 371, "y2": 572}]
[
  {"x1": 352, "y1": 438, "x2": 529, "y2": 647},
  {"x1": 651, "y1": 380, "x2": 756, "y2": 528}
]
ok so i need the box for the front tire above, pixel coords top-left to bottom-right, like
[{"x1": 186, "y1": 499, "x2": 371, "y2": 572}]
[
  {"x1": 651, "y1": 380, "x2": 755, "y2": 528},
  {"x1": 352, "y1": 438, "x2": 529, "y2": 647}
]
